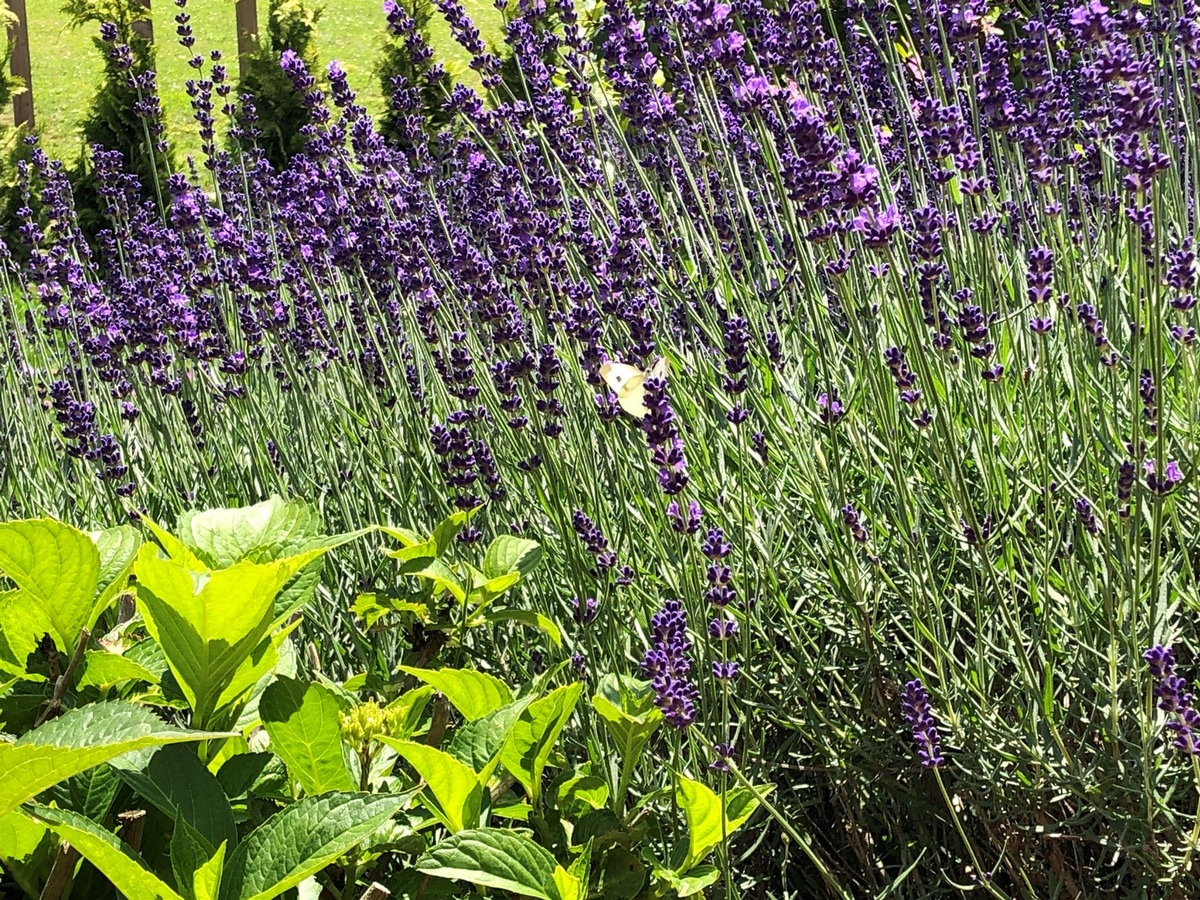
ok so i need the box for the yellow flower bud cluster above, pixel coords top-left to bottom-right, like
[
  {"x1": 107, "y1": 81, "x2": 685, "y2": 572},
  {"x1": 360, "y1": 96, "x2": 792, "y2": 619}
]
[{"x1": 338, "y1": 699, "x2": 408, "y2": 747}]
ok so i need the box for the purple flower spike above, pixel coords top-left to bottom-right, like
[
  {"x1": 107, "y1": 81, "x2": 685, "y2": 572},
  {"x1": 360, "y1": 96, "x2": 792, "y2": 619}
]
[
  {"x1": 901, "y1": 679, "x2": 945, "y2": 768},
  {"x1": 641, "y1": 600, "x2": 698, "y2": 729},
  {"x1": 1145, "y1": 645, "x2": 1200, "y2": 754}
]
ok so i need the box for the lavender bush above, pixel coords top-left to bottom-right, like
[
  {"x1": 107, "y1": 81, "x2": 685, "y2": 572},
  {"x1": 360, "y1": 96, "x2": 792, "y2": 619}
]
[{"x1": 5, "y1": 0, "x2": 1200, "y2": 892}]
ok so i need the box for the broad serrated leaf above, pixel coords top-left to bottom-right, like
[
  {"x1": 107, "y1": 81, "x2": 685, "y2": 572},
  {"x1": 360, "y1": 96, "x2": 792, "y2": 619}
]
[
  {"x1": 415, "y1": 827, "x2": 561, "y2": 900},
  {"x1": 0, "y1": 702, "x2": 228, "y2": 816},
  {"x1": 676, "y1": 864, "x2": 720, "y2": 897},
  {"x1": 447, "y1": 697, "x2": 533, "y2": 782},
  {"x1": 397, "y1": 557, "x2": 465, "y2": 602},
  {"x1": 477, "y1": 609, "x2": 562, "y2": 646},
  {"x1": 92, "y1": 524, "x2": 141, "y2": 611},
  {"x1": 43, "y1": 761, "x2": 121, "y2": 821},
  {"x1": 592, "y1": 677, "x2": 662, "y2": 807},
  {"x1": 260, "y1": 677, "x2": 355, "y2": 796},
  {"x1": 220, "y1": 792, "x2": 405, "y2": 900},
  {"x1": 110, "y1": 744, "x2": 237, "y2": 851},
  {"x1": 553, "y1": 865, "x2": 583, "y2": 900},
  {"x1": 77, "y1": 650, "x2": 162, "y2": 688},
  {"x1": 384, "y1": 684, "x2": 435, "y2": 740},
  {"x1": 215, "y1": 753, "x2": 272, "y2": 799},
  {"x1": 500, "y1": 682, "x2": 582, "y2": 804},
  {"x1": 398, "y1": 666, "x2": 512, "y2": 720},
  {"x1": 193, "y1": 841, "x2": 226, "y2": 900},
  {"x1": 674, "y1": 775, "x2": 769, "y2": 872},
  {"x1": 0, "y1": 519, "x2": 101, "y2": 652},
  {"x1": 380, "y1": 738, "x2": 481, "y2": 833},
  {"x1": 176, "y1": 497, "x2": 322, "y2": 567},
  {"x1": 482, "y1": 536, "x2": 543, "y2": 579},
  {"x1": 134, "y1": 547, "x2": 321, "y2": 726},
  {"x1": 28, "y1": 804, "x2": 185, "y2": 900},
  {"x1": 172, "y1": 817, "x2": 217, "y2": 900},
  {"x1": 431, "y1": 510, "x2": 473, "y2": 555},
  {"x1": 0, "y1": 591, "x2": 50, "y2": 678}
]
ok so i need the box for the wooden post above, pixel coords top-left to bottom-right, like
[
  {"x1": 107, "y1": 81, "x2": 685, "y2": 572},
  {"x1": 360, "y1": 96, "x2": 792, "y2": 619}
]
[
  {"x1": 8, "y1": 0, "x2": 32, "y2": 128},
  {"x1": 236, "y1": 0, "x2": 259, "y2": 79},
  {"x1": 131, "y1": 0, "x2": 154, "y2": 41}
]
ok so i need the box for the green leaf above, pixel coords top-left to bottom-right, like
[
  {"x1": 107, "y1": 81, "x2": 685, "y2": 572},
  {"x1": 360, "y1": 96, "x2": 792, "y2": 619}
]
[
  {"x1": 555, "y1": 774, "x2": 609, "y2": 815},
  {"x1": 553, "y1": 865, "x2": 583, "y2": 900},
  {"x1": 110, "y1": 744, "x2": 237, "y2": 851},
  {"x1": 447, "y1": 697, "x2": 533, "y2": 782},
  {"x1": 77, "y1": 650, "x2": 162, "y2": 688},
  {"x1": 677, "y1": 865, "x2": 720, "y2": 897},
  {"x1": 92, "y1": 524, "x2": 141, "y2": 611},
  {"x1": 0, "y1": 808, "x2": 48, "y2": 862},
  {"x1": 477, "y1": 609, "x2": 562, "y2": 646},
  {"x1": 220, "y1": 792, "x2": 405, "y2": 900},
  {"x1": 384, "y1": 685, "x2": 435, "y2": 740},
  {"x1": 176, "y1": 497, "x2": 322, "y2": 567},
  {"x1": 398, "y1": 557, "x2": 465, "y2": 602},
  {"x1": 592, "y1": 676, "x2": 662, "y2": 808},
  {"x1": 193, "y1": 841, "x2": 226, "y2": 900},
  {"x1": 482, "y1": 536, "x2": 543, "y2": 579},
  {"x1": 134, "y1": 547, "x2": 321, "y2": 725},
  {"x1": 431, "y1": 510, "x2": 472, "y2": 555},
  {"x1": 385, "y1": 539, "x2": 438, "y2": 565},
  {"x1": 214, "y1": 753, "x2": 272, "y2": 799},
  {"x1": 260, "y1": 677, "x2": 355, "y2": 796},
  {"x1": 29, "y1": 804, "x2": 186, "y2": 900},
  {"x1": 378, "y1": 525, "x2": 424, "y2": 548},
  {"x1": 724, "y1": 783, "x2": 771, "y2": 834},
  {"x1": 172, "y1": 817, "x2": 217, "y2": 900},
  {"x1": 676, "y1": 776, "x2": 722, "y2": 872},
  {"x1": 232, "y1": 624, "x2": 300, "y2": 732},
  {"x1": 379, "y1": 738, "x2": 481, "y2": 833},
  {"x1": 140, "y1": 514, "x2": 211, "y2": 571},
  {"x1": 0, "y1": 702, "x2": 228, "y2": 816},
  {"x1": 500, "y1": 682, "x2": 582, "y2": 804},
  {"x1": 0, "y1": 518, "x2": 101, "y2": 651},
  {"x1": 398, "y1": 666, "x2": 512, "y2": 720},
  {"x1": 0, "y1": 590, "x2": 46, "y2": 678},
  {"x1": 414, "y1": 827, "x2": 561, "y2": 900},
  {"x1": 43, "y1": 761, "x2": 121, "y2": 821},
  {"x1": 674, "y1": 775, "x2": 769, "y2": 872}
]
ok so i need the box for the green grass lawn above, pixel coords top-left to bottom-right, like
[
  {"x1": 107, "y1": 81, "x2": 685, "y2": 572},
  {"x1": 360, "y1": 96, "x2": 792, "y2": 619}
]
[{"x1": 24, "y1": 0, "x2": 503, "y2": 163}]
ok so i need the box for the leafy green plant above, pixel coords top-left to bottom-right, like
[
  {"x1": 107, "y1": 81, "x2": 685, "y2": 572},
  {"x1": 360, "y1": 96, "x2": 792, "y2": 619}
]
[
  {"x1": 0, "y1": 501, "x2": 760, "y2": 898},
  {"x1": 62, "y1": 0, "x2": 173, "y2": 225},
  {"x1": 234, "y1": 0, "x2": 324, "y2": 169}
]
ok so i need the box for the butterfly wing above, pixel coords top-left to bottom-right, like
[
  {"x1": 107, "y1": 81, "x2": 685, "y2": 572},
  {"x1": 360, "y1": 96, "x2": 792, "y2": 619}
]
[
  {"x1": 601, "y1": 362, "x2": 643, "y2": 393},
  {"x1": 601, "y1": 362, "x2": 650, "y2": 418},
  {"x1": 647, "y1": 356, "x2": 669, "y2": 381}
]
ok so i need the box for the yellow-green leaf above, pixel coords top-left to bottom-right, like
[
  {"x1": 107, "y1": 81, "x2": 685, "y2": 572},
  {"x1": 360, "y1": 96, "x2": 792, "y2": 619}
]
[
  {"x1": 29, "y1": 804, "x2": 185, "y2": 900},
  {"x1": 398, "y1": 666, "x2": 512, "y2": 720},
  {"x1": 380, "y1": 738, "x2": 481, "y2": 833}
]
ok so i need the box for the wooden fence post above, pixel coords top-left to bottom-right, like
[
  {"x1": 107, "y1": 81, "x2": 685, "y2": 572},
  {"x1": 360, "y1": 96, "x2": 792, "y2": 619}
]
[
  {"x1": 236, "y1": 0, "x2": 258, "y2": 79},
  {"x1": 8, "y1": 0, "x2": 33, "y2": 127},
  {"x1": 131, "y1": 0, "x2": 154, "y2": 41}
]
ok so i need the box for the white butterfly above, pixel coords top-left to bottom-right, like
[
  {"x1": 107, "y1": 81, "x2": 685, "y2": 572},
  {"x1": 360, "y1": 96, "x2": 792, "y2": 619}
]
[{"x1": 600, "y1": 357, "x2": 669, "y2": 419}]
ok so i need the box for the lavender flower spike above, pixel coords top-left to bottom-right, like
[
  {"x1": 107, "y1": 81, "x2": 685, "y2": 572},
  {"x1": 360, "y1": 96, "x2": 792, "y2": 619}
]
[
  {"x1": 641, "y1": 600, "x2": 699, "y2": 729},
  {"x1": 1145, "y1": 645, "x2": 1200, "y2": 754},
  {"x1": 901, "y1": 679, "x2": 945, "y2": 768}
]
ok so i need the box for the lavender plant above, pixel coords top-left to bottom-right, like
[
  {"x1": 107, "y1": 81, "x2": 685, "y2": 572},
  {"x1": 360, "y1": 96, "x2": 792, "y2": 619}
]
[{"x1": 7, "y1": 0, "x2": 1200, "y2": 892}]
